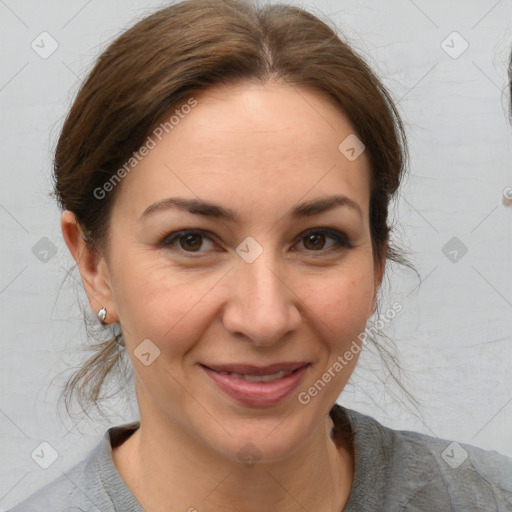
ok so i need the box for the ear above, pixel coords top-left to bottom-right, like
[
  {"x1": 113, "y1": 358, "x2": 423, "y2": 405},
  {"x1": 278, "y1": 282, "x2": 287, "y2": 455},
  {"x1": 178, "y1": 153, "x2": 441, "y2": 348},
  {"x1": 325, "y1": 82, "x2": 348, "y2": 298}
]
[
  {"x1": 61, "y1": 210, "x2": 118, "y2": 324},
  {"x1": 370, "y1": 244, "x2": 387, "y2": 315}
]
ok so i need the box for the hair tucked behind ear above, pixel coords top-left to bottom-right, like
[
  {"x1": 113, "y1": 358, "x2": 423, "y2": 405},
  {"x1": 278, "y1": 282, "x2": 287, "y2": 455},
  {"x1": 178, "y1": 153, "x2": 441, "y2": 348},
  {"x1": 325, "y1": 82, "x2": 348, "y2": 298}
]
[
  {"x1": 53, "y1": 0, "x2": 416, "y2": 420},
  {"x1": 56, "y1": 298, "x2": 133, "y2": 421}
]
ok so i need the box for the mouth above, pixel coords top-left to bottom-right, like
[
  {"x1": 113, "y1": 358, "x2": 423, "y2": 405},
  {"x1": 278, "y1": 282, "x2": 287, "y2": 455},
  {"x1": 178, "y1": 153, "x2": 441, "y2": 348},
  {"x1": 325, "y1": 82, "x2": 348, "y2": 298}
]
[{"x1": 200, "y1": 362, "x2": 310, "y2": 407}]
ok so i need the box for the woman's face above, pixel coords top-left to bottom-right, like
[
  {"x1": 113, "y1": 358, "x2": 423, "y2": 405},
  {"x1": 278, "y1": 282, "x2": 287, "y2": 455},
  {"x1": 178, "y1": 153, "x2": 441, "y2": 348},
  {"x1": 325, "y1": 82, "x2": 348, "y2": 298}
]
[{"x1": 81, "y1": 81, "x2": 383, "y2": 462}]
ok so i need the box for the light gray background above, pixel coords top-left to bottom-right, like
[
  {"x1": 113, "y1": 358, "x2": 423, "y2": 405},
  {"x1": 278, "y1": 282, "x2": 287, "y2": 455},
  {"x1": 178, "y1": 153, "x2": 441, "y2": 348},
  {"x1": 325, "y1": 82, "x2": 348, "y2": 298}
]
[{"x1": 1, "y1": 0, "x2": 512, "y2": 508}]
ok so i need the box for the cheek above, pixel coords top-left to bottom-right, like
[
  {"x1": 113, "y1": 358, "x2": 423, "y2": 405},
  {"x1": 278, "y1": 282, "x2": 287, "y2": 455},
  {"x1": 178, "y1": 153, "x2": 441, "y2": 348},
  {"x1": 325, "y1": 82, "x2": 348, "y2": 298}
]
[
  {"x1": 111, "y1": 253, "x2": 222, "y2": 350},
  {"x1": 301, "y1": 265, "x2": 374, "y2": 341},
  {"x1": 110, "y1": 239, "x2": 375, "y2": 355}
]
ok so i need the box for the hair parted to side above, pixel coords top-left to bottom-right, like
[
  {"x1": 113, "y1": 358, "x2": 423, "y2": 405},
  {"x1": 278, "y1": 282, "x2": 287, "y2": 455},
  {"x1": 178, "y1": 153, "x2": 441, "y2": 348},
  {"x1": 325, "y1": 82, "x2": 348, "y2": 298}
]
[{"x1": 53, "y1": 0, "x2": 414, "y2": 419}]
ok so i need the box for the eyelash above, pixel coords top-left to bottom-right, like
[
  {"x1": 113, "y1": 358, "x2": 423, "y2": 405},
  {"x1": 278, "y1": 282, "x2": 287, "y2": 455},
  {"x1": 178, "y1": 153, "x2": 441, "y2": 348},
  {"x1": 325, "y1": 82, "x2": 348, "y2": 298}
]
[{"x1": 158, "y1": 228, "x2": 353, "y2": 256}]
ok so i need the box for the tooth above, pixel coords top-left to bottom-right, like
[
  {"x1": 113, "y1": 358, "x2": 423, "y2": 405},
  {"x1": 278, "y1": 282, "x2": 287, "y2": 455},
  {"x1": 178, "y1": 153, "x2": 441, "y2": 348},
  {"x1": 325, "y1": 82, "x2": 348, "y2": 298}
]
[
  {"x1": 213, "y1": 369, "x2": 294, "y2": 381},
  {"x1": 229, "y1": 372, "x2": 245, "y2": 379},
  {"x1": 263, "y1": 371, "x2": 286, "y2": 382},
  {"x1": 243, "y1": 370, "x2": 288, "y2": 383},
  {"x1": 244, "y1": 374, "x2": 263, "y2": 382}
]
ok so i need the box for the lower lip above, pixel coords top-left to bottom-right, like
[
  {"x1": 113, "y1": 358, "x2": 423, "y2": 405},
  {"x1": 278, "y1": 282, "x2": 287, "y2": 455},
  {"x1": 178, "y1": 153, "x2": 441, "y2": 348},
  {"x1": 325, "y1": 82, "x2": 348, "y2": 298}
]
[{"x1": 201, "y1": 365, "x2": 309, "y2": 407}]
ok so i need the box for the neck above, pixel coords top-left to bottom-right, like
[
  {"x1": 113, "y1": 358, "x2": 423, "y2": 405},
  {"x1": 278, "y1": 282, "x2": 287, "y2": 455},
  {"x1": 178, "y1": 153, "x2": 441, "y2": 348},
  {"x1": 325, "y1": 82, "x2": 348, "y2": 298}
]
[{"x1": 113, "y1": 410, "x2": 354, "y2": 512}]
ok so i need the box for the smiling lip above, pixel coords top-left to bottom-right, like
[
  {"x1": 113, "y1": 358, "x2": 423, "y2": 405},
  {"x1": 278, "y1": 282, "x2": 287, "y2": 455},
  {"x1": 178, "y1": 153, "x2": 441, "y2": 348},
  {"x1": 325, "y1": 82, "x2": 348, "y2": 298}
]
[{"x1": 200, "y1": 362, "x2": 310, "y2": 407}]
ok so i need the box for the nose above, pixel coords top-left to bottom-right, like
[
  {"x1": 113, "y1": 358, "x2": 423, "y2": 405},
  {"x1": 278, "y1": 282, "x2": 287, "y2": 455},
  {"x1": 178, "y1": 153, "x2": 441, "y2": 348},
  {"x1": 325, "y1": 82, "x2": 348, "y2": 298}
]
[{"x1": 222, "y1": 250, "x2": 301, "y2": 347}]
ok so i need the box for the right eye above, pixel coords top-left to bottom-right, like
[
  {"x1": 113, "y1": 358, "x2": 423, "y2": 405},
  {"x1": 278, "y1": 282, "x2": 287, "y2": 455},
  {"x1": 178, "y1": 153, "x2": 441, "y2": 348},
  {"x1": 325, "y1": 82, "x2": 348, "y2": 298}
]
[{"x1": 159, "y1": 229, "x2": 217, "y2": 254}]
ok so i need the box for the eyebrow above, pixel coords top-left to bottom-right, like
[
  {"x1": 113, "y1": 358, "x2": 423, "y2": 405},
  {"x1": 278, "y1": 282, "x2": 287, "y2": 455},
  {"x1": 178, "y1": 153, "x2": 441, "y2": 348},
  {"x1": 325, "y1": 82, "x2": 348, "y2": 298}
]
[{"x1": 139, "y1": 194, "x2": 362, "y2": 222}]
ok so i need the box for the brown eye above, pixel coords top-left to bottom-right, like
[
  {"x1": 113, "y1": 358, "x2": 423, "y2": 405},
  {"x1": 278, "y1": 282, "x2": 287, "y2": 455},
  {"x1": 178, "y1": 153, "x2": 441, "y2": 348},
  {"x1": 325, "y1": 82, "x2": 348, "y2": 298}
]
[
  {"x1": 160, "y1": 229, "x2": 216, "y2": 254},
  {"x1": 295, "y1": 228, "x2": 352, "y2": 253},
  {"x1": 303, "y1": 233, "x2": 326, "y2": 251},
  {"x1": 179, "y1": 233, "x2": 203, "y2": 252}
]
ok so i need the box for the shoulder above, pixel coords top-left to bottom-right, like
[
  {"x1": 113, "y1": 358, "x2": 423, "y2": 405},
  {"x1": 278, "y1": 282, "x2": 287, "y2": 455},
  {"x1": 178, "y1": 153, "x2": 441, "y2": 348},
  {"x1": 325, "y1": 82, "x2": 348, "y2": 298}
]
[
  {"x1": 6, "y1": 453, "x2": 102, "y2": 512},
  {"x1": 5, "y1": 423, "x2": 138, "y2": 512},
  {"x1": 340, "y1": 406, "x2": 512, "y2": 511}
]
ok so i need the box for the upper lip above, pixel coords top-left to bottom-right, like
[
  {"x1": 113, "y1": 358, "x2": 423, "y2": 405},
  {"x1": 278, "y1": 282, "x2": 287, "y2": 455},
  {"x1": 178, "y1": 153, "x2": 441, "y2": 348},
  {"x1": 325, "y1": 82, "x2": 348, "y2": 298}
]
[{"x1": 201, "y1": 362, "x2": 310, "y2": 376}]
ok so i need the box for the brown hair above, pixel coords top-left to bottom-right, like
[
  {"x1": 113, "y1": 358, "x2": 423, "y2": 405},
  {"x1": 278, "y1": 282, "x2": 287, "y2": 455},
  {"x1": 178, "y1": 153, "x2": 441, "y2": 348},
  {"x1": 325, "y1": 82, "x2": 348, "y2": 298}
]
[{"x1": 53, "y1": 0, "x2": 411, "y2": 418}]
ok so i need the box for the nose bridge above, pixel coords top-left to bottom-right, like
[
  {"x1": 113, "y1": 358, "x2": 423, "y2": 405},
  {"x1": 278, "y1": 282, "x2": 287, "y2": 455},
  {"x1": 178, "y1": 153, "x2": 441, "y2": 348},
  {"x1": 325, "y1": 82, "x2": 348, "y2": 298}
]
[{"x1": 224, "y1": 242, "x2": 299, "y2": 345}]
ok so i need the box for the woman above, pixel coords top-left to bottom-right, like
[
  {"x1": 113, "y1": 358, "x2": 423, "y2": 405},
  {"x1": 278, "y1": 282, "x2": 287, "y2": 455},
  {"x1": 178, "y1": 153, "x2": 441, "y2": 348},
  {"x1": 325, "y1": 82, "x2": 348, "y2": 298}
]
[{"x1": 8, "y1": 0, "x2": 512, "y2": 510}]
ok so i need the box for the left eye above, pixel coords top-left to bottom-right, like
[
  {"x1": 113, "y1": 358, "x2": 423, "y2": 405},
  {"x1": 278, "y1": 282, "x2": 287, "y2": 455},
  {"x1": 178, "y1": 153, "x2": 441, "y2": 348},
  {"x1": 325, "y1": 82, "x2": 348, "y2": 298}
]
[
  {"x1": 293, "y1": 229, "x2": 351, "y2": 252},
  {"x1": 159, "y1": 228, "x2": 351, "y2": 254}
]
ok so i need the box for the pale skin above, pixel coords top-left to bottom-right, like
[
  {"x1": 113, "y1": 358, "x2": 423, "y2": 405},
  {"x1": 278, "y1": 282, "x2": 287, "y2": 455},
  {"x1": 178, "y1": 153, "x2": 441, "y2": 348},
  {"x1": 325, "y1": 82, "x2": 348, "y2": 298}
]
[{"x1": 62, "y1": 81, "x2": 385, "y2": 512}]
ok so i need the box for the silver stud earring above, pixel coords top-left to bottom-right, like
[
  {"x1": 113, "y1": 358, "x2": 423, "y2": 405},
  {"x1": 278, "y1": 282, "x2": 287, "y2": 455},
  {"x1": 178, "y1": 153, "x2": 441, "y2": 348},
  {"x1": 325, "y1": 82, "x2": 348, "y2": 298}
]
[{"x1": 97, "y1": 307, "x2": 107, "y2": 324}]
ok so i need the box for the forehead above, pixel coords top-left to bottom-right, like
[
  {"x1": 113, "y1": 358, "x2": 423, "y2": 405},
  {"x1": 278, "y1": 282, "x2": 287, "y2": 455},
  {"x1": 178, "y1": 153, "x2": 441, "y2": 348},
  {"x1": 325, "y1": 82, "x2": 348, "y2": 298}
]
[{"x1": 112, "y1": 81, "x2": 371, "y2": 224}]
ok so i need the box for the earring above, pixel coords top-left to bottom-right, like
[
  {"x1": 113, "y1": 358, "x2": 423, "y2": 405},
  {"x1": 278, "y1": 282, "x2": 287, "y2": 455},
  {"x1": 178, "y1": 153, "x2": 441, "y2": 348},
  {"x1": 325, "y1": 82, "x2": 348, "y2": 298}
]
[{"x1": 97, "y1": 307, "x2": 107, "y2": 324}]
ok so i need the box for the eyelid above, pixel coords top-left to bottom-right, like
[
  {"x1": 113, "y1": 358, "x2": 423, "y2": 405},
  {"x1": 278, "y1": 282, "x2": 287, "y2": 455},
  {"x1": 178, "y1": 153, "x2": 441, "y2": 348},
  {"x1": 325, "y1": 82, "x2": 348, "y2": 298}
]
[
  {"x1": 294, "y1": 227, "x2": 353, "y2": 251},
  {"x1": 158, "y1": 229, "x2": 217, "y2": 250},
  {"x1": 159, "y1": 226, "x2": 352, "y2": 254}
]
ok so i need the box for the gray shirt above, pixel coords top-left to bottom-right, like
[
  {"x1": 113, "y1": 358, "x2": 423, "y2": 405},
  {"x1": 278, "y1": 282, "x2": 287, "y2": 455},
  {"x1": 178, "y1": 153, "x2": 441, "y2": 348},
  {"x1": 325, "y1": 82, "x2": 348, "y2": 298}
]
[{"x1": 7, "y1": 405, "x2": 512, "y2": 511}]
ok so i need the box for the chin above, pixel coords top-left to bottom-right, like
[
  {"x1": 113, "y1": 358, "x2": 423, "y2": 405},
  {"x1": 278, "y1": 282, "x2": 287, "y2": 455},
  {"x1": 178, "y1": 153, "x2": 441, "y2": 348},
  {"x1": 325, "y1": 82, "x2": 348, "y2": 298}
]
[{"x1": 200, "y1": 404, "x2": 319, "y2": 465}]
